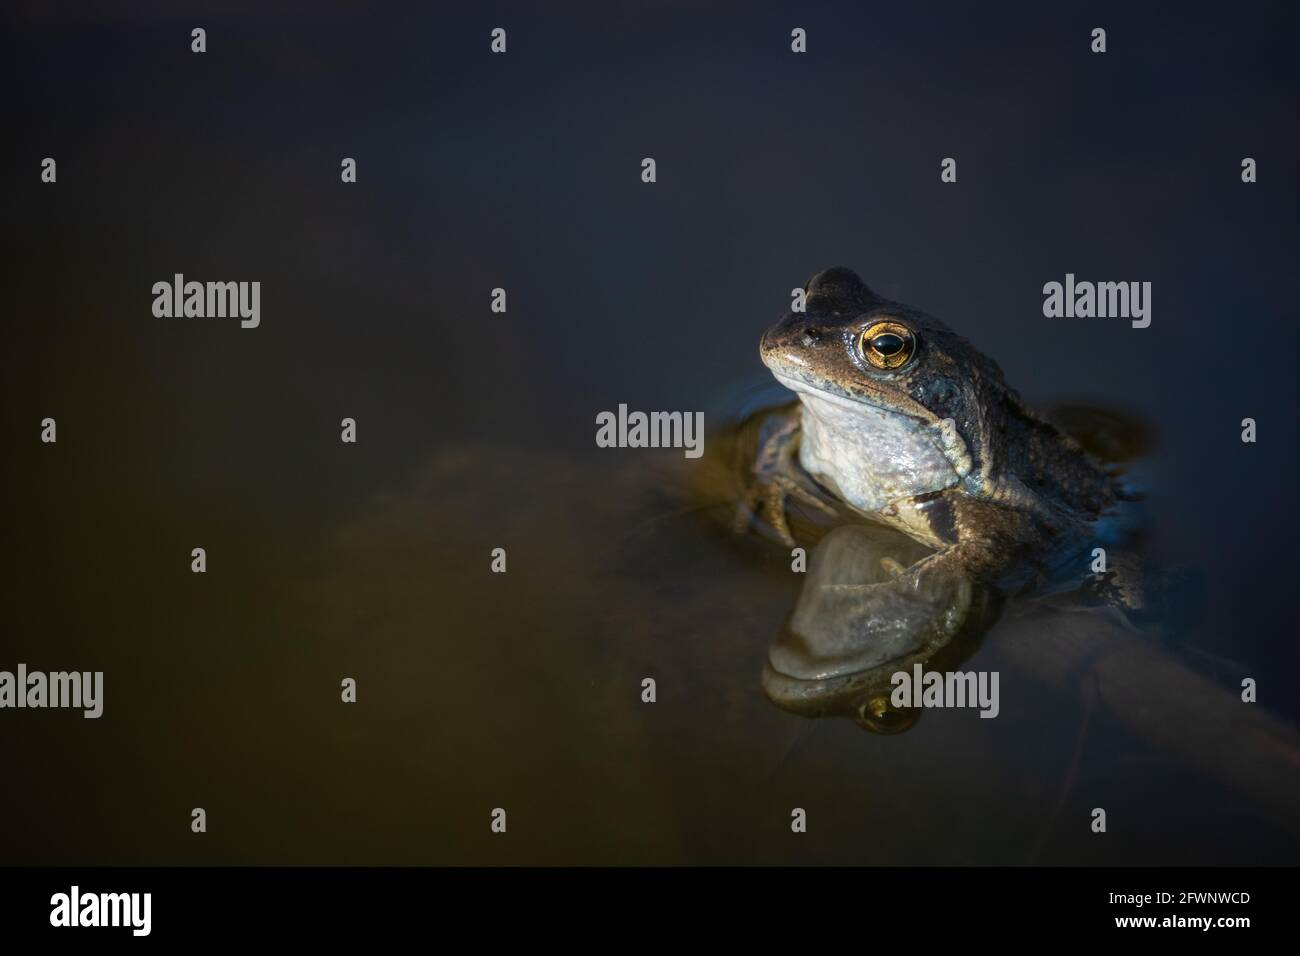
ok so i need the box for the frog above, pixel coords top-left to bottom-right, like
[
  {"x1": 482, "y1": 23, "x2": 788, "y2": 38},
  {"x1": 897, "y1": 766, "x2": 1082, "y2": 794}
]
[{"x1": 735, "y1": 267, "x2": 1132, "y2": 700}]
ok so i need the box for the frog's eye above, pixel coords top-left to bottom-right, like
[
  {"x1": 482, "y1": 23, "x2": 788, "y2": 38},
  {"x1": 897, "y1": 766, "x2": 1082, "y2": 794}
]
[{"x1": 858, "y1": 321, "x2": 916, "y2": 370}]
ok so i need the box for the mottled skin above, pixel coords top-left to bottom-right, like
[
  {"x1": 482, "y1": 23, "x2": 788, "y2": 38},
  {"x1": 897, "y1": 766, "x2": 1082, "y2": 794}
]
[{"x1": 741, "y1": 266, "x2": 1118, "y2": 599}]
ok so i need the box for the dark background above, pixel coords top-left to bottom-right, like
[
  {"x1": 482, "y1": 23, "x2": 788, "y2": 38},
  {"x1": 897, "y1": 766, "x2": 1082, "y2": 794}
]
[{"x1": 2, "y1": 1, "x2": 1298, "y2": 864}]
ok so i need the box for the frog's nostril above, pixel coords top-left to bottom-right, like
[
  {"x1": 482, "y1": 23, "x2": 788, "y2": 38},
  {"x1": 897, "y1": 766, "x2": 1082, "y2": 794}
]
[{"x1": 801, "y1": 328, "x2": 821, "y2": 347}]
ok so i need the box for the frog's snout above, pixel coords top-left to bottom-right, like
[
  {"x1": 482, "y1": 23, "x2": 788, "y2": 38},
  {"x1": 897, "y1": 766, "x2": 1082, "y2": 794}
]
[
  {"x1": 760, "y1": 312, "x2": 823, "y2": 374},
  {"x1": 759, "y1": 313, "x2": 796, "y2": 353}
]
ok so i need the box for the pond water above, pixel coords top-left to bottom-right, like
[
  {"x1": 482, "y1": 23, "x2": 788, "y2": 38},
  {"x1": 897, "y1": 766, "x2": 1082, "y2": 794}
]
[{"x1": 6, "y1": 380, "x2": 1297, "y2": 865}]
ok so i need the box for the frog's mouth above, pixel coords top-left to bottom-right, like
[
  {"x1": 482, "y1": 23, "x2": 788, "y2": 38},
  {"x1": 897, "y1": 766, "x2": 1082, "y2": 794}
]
[{"x1": 770, "y1": 370, "x2": 930, "y2": 425}]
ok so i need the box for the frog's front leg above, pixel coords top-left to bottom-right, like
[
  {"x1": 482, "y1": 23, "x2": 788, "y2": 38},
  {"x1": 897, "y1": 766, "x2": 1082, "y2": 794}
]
[{"x1": 733, "y1": 405, "x2": 838, "y2": 546}]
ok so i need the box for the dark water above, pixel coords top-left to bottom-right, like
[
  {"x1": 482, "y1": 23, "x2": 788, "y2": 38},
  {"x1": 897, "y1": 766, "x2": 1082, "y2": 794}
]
[{"x1": 3, "y1": 2, "x2": 1299, "y2": 864}]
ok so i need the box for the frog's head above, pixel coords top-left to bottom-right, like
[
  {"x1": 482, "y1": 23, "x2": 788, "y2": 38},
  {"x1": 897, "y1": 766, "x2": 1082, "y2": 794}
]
[{"x1": 760, "y1": 267, "x2": 1010, "y2": 513}]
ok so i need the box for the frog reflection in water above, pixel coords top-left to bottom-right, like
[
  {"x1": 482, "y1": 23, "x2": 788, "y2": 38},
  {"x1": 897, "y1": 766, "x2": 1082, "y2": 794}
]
[{"x1": 736, "y1": 267, "x2": 1137, "y2": 731}]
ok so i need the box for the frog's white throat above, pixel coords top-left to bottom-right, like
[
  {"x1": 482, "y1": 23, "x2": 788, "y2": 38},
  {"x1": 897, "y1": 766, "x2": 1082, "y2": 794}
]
[{"x1": 781, "y1": 377, "x2": 972, "y2": 514}]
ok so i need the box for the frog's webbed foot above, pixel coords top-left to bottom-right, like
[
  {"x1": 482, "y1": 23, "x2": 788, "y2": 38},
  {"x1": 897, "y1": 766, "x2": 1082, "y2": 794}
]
[
  {"x1": 733, "y1": 410, "x2": 837, "y2": 546},
  {"x1": 1082, "y1": 553, "x2": 1206, "y2": 631},
  {"x1": 735, "y1": 470, "x2": 837, "y2": 547},
  {"x1": 1083, "y1": 550, "x2": 1148, "y2": 613}
]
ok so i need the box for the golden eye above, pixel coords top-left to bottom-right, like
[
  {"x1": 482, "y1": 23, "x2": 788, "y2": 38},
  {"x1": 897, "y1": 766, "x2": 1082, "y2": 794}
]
[{"x1": 858, "y1": 321, "x2": 916, "y2": 370}]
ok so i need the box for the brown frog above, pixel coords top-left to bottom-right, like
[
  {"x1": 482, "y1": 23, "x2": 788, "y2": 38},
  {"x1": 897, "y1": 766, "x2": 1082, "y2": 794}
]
[{"x1": 736, "y1": 267, "x2": 1127, "y2": 694}]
